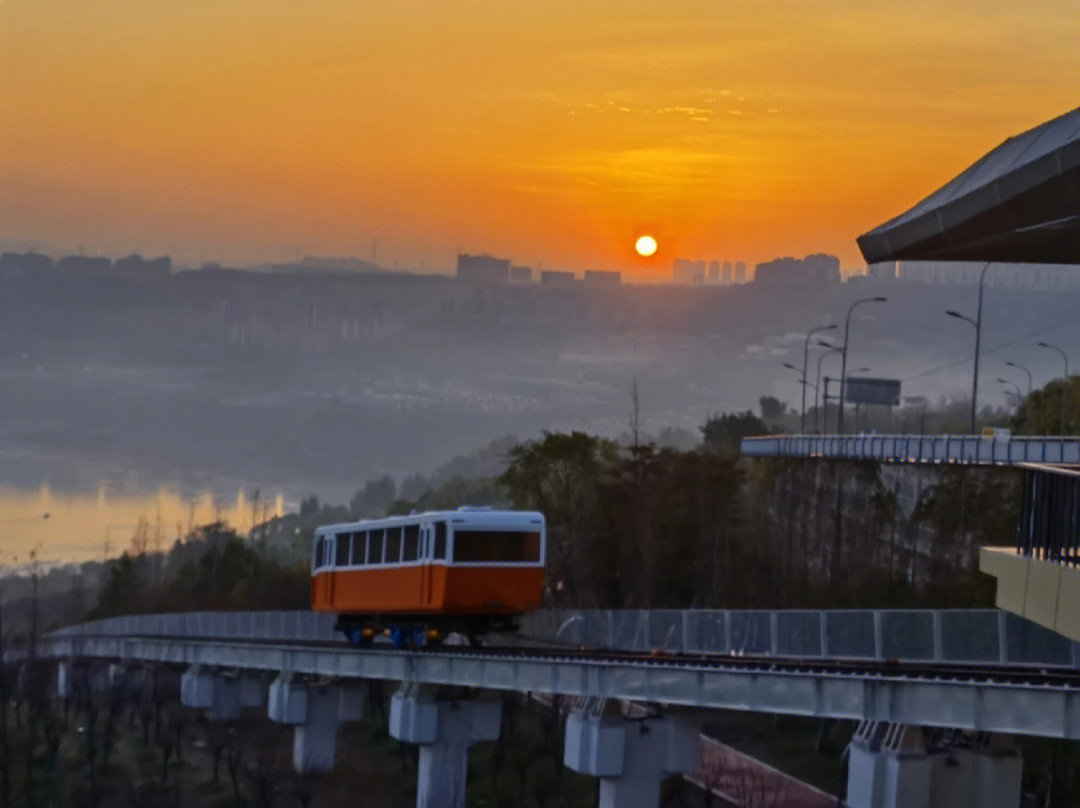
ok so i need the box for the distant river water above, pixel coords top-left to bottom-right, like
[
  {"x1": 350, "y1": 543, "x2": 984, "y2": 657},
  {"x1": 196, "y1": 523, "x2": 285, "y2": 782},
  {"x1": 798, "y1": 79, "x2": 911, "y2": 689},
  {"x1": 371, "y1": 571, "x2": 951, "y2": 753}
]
[{"x1": 0, "y1": 484, "x2": 285, "y2": 569}]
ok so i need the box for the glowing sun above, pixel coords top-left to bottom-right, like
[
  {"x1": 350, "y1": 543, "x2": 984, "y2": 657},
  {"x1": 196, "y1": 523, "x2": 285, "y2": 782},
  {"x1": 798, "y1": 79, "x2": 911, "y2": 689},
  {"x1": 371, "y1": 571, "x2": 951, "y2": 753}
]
[{"x1": 635, "y1": 235, "x2": 658, "y2": 257}]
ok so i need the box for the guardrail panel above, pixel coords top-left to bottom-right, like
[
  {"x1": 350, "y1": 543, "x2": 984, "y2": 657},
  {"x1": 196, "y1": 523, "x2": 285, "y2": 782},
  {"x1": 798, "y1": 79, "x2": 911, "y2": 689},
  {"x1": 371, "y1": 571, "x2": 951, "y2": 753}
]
[{"x1": 879, "y1": 611, "x2": 935, "y2": 660}]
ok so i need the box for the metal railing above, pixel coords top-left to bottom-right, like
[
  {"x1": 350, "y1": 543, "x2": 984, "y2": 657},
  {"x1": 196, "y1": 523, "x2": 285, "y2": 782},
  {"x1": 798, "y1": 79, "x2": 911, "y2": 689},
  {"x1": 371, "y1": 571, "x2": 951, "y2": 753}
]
[
  {"x1": 740, "y1": 434, "x2": 1080, "y2": 466},
  {"x1": 1018, "y1": 463, "x2": 1080, "y2": 565},
  {"x1": 39, "y1": 607, "x2": 1080, "y2": 668},
  {"x1": 521, "y1": 608, "x2": 1080, "y2": 667}
]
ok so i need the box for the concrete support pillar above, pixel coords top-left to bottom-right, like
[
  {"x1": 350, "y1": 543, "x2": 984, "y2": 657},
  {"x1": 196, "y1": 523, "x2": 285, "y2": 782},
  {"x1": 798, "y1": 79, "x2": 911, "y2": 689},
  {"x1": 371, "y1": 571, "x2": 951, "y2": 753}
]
[
  {"x1": 563, "y1": 701, "x2": 698, "y2": 808},
  {"x1": 266, "y1": 674, "x2": 365, "y2": 772},
  {"x1": 847, "y1": 721, "x2": 887, "y2": 808},
  {"x1": 970, "y1": 735, "x2": 1023, "y2": 808},
  {"x1": 847, "y1": 726, "x2": 1021, "y2": 808},
  {"x1": 388, "y1": 684, "x2": 502, "y2": 808},
  {"x1": 181, "y1": 666, "x2": 243, "y2": 719}
]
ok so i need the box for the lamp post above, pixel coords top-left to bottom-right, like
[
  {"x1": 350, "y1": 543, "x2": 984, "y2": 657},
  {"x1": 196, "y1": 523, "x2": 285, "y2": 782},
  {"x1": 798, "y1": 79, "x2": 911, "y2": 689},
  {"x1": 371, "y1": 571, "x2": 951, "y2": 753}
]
[
  {"x1": 945, "y1": 308, "x2": 978, "y2": 432},
  {"x1": 838, "y1": 296, "x2": 886, "y2": 433},
  {"x1": 1004, "y1": 361, "x2": 1033, "y2": 399},
  {"x1": 998, "y1": 378, "x2": 1021, "y2": 410},
  {"x1": 1037, "y1": 340, "x2": 1070, "y2": 434},
  {"x1": 944, "y1": 262, "x2": 993, "y2": 434},
  {"x1": 780, "y1": 363, "x2": 804, "y2": 426},
  {"x1": 801, "y1": 324, "x2": 836, "y2": 433},
  {"x1": 815, "y1": 342, "x2": 841, "y2": 433}
]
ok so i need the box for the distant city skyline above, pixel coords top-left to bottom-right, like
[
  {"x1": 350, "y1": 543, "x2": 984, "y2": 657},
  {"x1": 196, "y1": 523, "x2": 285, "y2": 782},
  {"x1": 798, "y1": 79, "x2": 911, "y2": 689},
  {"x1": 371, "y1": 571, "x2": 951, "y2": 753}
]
[{"x1": 3, "y1": 1, "x2": 1079, "y2": 279}]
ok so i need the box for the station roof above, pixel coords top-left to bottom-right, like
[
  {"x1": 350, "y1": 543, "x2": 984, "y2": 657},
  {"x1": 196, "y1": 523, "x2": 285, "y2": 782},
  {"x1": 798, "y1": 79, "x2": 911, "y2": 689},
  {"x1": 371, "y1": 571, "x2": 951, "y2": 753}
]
[{"x1": 857, "y1": 107, "x2": 1080, "y2": 265}]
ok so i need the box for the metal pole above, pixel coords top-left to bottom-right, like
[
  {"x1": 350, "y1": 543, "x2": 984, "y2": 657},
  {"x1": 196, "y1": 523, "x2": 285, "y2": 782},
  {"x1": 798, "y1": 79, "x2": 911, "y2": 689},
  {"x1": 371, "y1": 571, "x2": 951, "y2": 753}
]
[
  {"x1": 970, "y1": 262, "x2": 992, "y2": 434},
  {"x1": 801, "y1": 324, "x2": 836, "y2": 433},
  {"x1": 1038, "y1": 341, "x2": 1070, "y2": 434},
  {"x1": 838, "y1": 296, "x2": 886, "y2": 434},
  {"x1": 1005, "y1": 361, "x2": 1033, "y2": 399},
  {"x1": 815, "y1": 347, "x2": 840, "y2": 433},
  {"x1": 998, "y1": 378, "x2": 1021, "y2": 410}
]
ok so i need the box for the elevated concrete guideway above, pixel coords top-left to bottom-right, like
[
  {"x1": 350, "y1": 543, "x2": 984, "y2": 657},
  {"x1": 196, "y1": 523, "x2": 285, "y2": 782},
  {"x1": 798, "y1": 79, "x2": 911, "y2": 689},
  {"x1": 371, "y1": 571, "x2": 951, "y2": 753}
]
[{"x1": 32, "y1": 610, "x2": 1080, "y2": 740}]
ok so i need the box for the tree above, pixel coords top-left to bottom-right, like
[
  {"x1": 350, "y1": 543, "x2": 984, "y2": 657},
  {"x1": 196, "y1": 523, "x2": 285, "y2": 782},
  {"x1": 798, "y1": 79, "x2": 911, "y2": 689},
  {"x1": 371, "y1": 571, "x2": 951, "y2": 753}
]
[
  {"x1": 758, "y1": 396, "x2": 787, "y2": 422},
  {"x1": 92, "y1": 553, "x2": 145, "y2": 618},
  {"x1": 499, "y1": 432, "x2": 620, "y2": 605},
  {"x1": 348, "y1": 476, "x2": 397, "y2": 518},
  {"x1": 701, "y1": 412, "x2": 768, "y2": 455}
]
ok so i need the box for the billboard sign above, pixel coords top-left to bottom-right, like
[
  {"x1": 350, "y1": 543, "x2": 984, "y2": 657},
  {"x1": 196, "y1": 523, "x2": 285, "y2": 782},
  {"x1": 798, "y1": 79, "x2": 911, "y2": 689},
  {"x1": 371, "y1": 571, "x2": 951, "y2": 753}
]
[{"x1": 843, "y1": 377, "x2": 901, "y2": 406}]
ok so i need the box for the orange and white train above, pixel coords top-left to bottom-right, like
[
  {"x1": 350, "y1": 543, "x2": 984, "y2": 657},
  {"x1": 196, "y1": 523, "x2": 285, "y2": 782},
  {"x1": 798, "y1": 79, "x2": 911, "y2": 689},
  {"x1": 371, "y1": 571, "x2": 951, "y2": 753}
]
[{"x1": 311, "y1": 508, "x2": 546, "y2": 646}]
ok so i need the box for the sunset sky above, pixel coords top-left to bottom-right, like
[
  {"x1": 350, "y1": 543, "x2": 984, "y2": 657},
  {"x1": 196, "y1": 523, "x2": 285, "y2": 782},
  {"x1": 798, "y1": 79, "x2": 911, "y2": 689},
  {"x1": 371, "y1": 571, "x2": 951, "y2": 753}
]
[{"x1": 3, "y1": 1, "x2": 1078, "y2": 278}]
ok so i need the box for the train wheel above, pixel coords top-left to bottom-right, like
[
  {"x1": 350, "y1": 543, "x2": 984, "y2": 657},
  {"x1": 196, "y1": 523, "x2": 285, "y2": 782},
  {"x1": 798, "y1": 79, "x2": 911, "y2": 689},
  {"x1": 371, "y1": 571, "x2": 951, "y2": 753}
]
[
  {"x1": 424, "y1": 627, "x2": 443, "y2": 647},
  {"x1": 344, "y1": 626, "x2": 373, "y2": 648}
]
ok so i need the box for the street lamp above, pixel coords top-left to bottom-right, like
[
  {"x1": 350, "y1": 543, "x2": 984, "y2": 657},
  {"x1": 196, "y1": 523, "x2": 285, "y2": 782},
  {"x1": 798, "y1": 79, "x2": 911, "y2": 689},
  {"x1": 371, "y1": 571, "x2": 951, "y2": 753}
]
[
  {"x1": 998, "y1": 378, "x2": 1021, "y2": 409},
  {"x1": 815, "y1": 341, "x2": 840, "y2": 433},
  {"x1": 944, "y1": 262, "x2": 993, "y2": 434},
  {"x1": 780, "y1": 363, "x2": 805, "y2": 424},
  {"x1": 1004, "y1": 361, "x2": 1033, "y2": 399},
  {"x1": 945, "y1": 308, "x2": 979, "y2": 432},
  {"x1": 1037, "y1": 340, "x2": 1070, "y2": 434},
  {"x1": 800, "y1": 324, "x2": 837, "y2": 433},
  {"x1": 838, "y1": 296, "x2": 886, "y2": 433}
]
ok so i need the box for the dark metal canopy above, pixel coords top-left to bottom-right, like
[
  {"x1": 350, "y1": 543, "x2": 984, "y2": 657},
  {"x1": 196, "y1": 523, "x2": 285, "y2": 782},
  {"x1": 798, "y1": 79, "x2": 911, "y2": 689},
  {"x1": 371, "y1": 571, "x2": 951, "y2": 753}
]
[{"x1": 858, "y1": 107, "x2": 1080, "y2": 265}]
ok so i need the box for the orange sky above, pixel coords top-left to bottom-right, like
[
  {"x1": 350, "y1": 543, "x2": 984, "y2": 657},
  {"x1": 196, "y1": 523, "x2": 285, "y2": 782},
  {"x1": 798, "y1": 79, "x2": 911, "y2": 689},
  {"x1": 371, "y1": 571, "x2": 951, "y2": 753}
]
[{"x1": 2, "y1": 1, "x2": 1078, "y2": 278}]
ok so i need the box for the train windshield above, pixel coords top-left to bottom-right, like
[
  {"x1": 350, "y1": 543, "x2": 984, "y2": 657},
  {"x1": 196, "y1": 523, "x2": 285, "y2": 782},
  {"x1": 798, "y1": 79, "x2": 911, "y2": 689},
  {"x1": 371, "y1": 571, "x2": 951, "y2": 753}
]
[{"x1": 452, "y1": 530, "x2": 542, "y2": 563}]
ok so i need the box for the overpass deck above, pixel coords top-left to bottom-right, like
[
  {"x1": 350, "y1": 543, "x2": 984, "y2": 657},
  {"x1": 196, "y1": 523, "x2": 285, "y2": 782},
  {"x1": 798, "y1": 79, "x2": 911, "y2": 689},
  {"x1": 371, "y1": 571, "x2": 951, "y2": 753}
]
[{"x1": 740, "y1": 433, "x2": 1080, "y2": 465}]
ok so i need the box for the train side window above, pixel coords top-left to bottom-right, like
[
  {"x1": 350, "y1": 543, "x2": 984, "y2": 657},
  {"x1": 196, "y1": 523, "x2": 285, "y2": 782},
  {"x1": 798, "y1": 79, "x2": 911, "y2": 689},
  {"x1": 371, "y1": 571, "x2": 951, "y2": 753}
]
[
  {"x1": 335, "y1": 532, "x2": 351, "y2": 567},
  {"x1": 433, "y1": 521, "x2": 446, "y2": 561},
  {"x1": 322, "y1": 537, "x2": 334, "y2": 569},
  {"x1": 386, "y1": 527, "x2": 402, "y2": 563},
  {"x1": 402, "y1": 524, "x2": 419, "y2": 561},
  {"x1": 350, "y1": 531, "x2": 365, "y2": 565},
  {"x1": 368, "y1": 528, "x2": 384, "y2": 564}
]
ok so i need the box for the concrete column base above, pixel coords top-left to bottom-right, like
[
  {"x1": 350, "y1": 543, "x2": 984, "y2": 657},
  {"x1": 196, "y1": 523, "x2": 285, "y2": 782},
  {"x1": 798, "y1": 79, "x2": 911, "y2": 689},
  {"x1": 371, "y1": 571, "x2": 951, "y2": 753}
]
[
  {"x1": 847, "y1": 726, "x2": 1021, "y2": 808},
  {"x1": 563, "y1": 702, "x2": 698, "y2": 808},
  {"x1": 266, "y1": 674, "x2": 365, "y2": 772},
  {"x1": 388, "y1": 685, "x2": 502, "y2": 808},
  {"x1": 181, "y1": 666, "x2": 243, "y2": 720}
]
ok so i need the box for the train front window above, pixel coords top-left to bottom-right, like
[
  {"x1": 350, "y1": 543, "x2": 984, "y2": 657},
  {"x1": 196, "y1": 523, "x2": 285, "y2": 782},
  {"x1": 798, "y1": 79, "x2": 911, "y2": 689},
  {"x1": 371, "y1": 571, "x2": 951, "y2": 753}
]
[
  {"x1": 335, "y1": 533, "x2": 350, "y2": 567},
  {"x1": 313, "y1": 536, "x2": 324, "y2": 570},
  {"x1": 452, "y1": 530, "x2": 542, "y2": 563}
]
